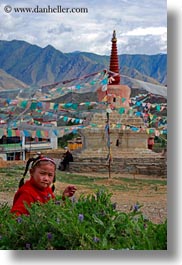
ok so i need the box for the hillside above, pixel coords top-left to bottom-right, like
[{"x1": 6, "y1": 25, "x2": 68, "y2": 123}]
[
  {"x1": 0, "y1": 69, "x2": 28, "y2": 91},
  {"x1": 0, "y1": 40, "x2": 167, "y2": 89}
]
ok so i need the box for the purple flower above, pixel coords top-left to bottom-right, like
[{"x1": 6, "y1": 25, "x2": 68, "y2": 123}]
[
  {"x1": 78, "y1": 214, "x2": 84, "y2": 222},
  {"x1": 93, "y1": 236, "x2": 100, "y2": 243},
  {"x1": 25, "y1": 243, "x2": 31, "y2": 249},
  {"x1": 96, "y1": 190, "x2": 103, "y2": 198},
  {"x1": 17, "y1": 216, "x2": 22, "y2": 223},
  {"x1": 71, "y1": 196, "x2": 76, "y2": 203},
  {"x1": 47, "y1": 232, "x2": 53, "y2": 240},
  {"x1": 112, "y1": 202, "x2": 117, "y2": 209},
  {"x1": 133, "y1": 204, "x2": 139, "y2": 212}
]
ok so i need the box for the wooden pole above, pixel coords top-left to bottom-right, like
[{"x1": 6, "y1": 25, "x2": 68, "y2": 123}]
[{"x1": 106, "y1": 112, "x2": 111, "y2": 179}]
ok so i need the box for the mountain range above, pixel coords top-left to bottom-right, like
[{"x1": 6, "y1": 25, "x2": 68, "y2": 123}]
[{"x1": 0, "y1": 40, "x2": 167, "y2": 97}]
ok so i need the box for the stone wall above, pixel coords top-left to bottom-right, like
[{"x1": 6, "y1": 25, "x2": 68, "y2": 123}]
[{"x1": 68, "y1": 155, "x2": 167, "y2": 177}]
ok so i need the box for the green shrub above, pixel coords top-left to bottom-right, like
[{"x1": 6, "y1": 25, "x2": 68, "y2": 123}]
[{"x1": 0, "y1": 189, "x2": 167, "y2": 250}]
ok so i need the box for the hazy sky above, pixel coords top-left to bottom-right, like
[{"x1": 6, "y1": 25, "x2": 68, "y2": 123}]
[{"x1": 0, "y1": 0, "x2": 167, "y2": 55}]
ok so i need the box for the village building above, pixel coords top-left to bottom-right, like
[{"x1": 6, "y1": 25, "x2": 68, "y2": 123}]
[{"x1": 0, "y1": 120, "x2": 57, "y2": 161}]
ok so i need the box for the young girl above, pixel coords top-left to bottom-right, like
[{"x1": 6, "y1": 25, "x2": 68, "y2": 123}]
[{"x1": 11, "y1": 154, "x2": 77, "y2": 216}]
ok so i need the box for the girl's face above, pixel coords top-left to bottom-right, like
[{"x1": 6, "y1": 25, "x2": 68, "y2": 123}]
[{"x1": 30, "y1": 162, "x2": 55, "y2": 190}]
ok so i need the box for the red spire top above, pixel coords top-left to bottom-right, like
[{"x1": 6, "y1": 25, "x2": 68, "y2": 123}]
[{"x1": 109, "y1": 30, "x2": 120, "y2": 85}]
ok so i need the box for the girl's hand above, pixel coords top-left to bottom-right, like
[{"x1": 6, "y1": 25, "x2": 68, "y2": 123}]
[{"x1": 63, "y1": 185, "x2": 77, "y2": 198}]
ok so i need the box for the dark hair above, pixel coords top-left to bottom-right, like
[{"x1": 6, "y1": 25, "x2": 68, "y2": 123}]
[{"x1": 19, "y1": 154, "x2": 56, "y2": 191}]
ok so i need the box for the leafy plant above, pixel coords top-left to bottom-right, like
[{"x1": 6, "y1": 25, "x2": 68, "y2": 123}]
[{"x1": 0, "y1": 189, "x2": 167, "y2": 250}]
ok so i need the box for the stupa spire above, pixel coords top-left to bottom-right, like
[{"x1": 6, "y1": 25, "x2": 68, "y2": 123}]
[{"x1": 109, "y1": 30, "x2": 120, "y2": 85}]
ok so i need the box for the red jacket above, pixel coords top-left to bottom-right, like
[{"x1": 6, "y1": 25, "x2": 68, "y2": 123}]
[{"x1": 11, "y1": 177, "x2": 55, "y2": 215}]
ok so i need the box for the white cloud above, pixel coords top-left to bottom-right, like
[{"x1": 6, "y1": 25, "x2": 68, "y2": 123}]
[
  {"x1": 0, "y1": 0, "x2": 167, "y2": 55},
  {"x1": 124, "y1": 27, "x2": 167, "y2": 36}
]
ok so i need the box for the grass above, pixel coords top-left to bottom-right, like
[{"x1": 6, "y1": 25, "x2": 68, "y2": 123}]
[
  {"x1": 0, "y1": 165, "x2": 167, "y2": 196},
  {"x1": 56, "y1": 171, "x2": 103, "y2": 185},
  {"x1": 0, "y1": 166, "x2": 24, "y2": 192}
]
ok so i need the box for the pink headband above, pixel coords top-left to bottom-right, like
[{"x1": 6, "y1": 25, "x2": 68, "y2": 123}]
[{"x1": 31, "y1": 157, "x2": 56, "y2": 168}]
